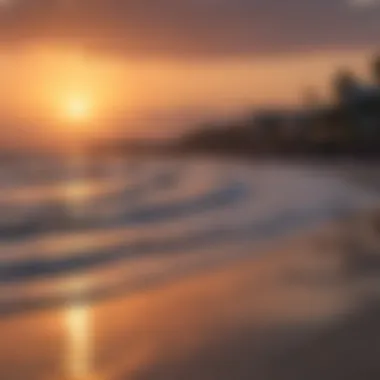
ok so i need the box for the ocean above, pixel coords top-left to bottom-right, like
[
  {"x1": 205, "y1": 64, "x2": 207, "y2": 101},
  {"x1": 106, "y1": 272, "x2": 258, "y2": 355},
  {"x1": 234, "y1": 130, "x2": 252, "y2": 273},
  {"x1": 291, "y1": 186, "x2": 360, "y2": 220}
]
[{"x1": 0, "y1": 156, "x2": 377, "y2": 318}]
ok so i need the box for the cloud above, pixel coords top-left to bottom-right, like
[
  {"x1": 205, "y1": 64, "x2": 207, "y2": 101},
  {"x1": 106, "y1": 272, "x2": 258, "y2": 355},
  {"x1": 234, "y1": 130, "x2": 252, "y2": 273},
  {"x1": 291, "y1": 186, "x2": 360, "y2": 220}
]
[{"x1": 0, "y1": 0, "x2": 379, "y2": 58}]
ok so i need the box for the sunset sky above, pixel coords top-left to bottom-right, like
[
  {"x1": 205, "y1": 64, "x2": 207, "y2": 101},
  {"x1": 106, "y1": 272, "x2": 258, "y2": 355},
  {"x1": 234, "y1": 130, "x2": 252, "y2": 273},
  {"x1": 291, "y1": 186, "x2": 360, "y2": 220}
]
[{"x1": 0, "y1": 0, "x2": 379, "y2": 146}]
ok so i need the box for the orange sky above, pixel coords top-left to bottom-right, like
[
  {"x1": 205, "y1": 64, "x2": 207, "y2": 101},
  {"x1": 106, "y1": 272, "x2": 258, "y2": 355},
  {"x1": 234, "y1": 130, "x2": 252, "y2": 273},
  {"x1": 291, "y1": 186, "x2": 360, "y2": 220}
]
[{"x1": 0, "y1": 45, "x2": 374, "y2": 147}]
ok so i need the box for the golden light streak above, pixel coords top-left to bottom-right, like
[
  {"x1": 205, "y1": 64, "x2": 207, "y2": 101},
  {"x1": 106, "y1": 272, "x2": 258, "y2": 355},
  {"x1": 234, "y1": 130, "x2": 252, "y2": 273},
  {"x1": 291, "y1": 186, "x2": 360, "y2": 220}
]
[
  {"x1": 66, "y1": 304, "x2": 92, "y2": 379},
  {"x1": 62, "y1": 156, "x2": 94, "y2": 380}
]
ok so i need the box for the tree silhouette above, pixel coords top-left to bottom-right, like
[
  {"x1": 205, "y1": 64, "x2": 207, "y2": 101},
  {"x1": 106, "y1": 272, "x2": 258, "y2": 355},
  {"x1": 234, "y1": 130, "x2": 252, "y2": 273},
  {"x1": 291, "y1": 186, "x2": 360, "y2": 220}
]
[
  {"x1": 371, "y1": 55, "x2": 380, "y2": 86},
  {"x1": 332, "y1": 69, "x2": 359, "y2": 104}
]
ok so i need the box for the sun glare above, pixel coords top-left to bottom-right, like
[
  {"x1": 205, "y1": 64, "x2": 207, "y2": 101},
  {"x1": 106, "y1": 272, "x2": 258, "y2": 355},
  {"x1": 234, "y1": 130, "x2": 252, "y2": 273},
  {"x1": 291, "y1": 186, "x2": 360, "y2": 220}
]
[{"x1": 66, "y1": 96, "x2": 92, "y2": 122}]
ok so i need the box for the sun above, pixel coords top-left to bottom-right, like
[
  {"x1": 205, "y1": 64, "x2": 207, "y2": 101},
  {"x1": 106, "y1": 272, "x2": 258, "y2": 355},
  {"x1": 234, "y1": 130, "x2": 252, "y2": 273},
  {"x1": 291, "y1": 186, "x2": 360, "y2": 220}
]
[
  {"x1": 65, "y1": 96, "x2": 92, "y2": 122},
  {"x1": 56, "y1": 93, "x2": 96, "y2": 147}
]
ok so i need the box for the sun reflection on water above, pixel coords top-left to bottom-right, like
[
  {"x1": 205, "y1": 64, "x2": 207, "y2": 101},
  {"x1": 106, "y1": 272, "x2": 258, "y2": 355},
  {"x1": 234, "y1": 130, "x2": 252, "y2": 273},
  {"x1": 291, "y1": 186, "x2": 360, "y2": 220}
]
[
  {"x1": 62, "y1": 163, "x2": 95, "y2": 380},
  {"x1": 65, "y1": 303, "x2": 93, "y2": 380}
]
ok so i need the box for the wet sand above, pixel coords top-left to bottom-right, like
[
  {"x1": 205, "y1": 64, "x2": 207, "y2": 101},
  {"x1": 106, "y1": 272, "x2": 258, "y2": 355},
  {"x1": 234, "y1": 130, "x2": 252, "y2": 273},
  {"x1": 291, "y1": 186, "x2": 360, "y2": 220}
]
[
  {"x1": 1, "y1": 219, "x2": 380, "y2": 380},
  {"x1": 97, "y1": 224, "x2": 380, "y2": 380}
]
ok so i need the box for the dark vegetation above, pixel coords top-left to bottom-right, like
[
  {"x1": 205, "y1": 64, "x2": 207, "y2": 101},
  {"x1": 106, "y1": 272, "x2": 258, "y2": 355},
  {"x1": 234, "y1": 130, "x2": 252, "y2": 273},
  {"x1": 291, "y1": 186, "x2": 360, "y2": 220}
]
[{"x1": 174, "y1": 54, "x2": 380, "y2": 158}]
